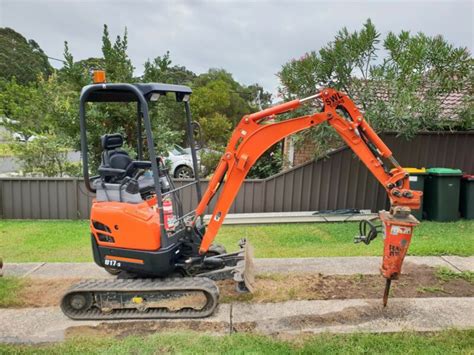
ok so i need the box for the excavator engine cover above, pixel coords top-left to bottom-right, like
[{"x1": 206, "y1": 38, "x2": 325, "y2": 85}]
[{"x1": 380, "y1": 210, "x2": 419, "y2": 280}]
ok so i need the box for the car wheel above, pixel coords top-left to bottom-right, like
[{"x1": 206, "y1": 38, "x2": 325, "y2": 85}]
[{"x1": 175, "y1": 166, "x2": 194, "y2": 179}]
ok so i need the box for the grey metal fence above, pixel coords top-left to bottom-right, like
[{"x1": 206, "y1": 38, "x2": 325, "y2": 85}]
[{"x1": 1, "y1": 132, "x2": 472, "y2": 219}]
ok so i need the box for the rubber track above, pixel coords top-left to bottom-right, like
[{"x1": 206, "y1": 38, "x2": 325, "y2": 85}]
[{"x1": 61, "y1": 277, "x2": 219, "y2": 320}]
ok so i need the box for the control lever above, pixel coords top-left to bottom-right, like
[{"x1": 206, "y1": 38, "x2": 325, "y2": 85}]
[{"x1": 125, "y1": 178, "x2": 139, "y2": 194}]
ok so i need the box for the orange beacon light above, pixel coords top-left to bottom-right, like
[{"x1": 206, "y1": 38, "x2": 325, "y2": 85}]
[{"x1": 93, "y1": 70, "x2": 106, "y2": 84}]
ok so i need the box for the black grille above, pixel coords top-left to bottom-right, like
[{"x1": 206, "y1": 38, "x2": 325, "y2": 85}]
[
  {"x1": 93, "y1": 221, "x2": 111, "y2": 233},
  {"x1": 97, "y1": 233, "x2": 115, "y2": 243}
]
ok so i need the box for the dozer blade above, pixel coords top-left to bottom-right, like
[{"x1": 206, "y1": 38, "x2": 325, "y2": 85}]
[
  {"x1": 233, "y1": 240, "x2": 256, "y2": 293},
  {"x1": 195, "y1": 240, "x2": 256, "y2": 293}
]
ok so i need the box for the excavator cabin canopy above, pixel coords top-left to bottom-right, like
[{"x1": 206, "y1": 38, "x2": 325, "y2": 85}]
[{"x1": 79, "y1": 81, "x2": 202, "y2": 247}]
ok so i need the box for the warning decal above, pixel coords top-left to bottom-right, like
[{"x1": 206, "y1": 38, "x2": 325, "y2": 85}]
[{"x1": 390, "y1": 226, "x2": 412, "y2": 235}]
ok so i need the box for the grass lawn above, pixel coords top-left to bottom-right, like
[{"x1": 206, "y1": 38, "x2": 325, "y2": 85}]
[
  {"x1": 0, "y1": 277, "x2": 24, "y2": 307},
  {"x1": 0, "y1": 219, "x2": 473, "y2": 262},
  {"x1": 0, "y1": 329, "x2": 473, "y2": 354}
]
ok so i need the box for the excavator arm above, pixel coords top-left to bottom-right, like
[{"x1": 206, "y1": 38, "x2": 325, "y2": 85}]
[
  {"x1": 194, "y1": 89, "x2": 422, "y2": 305},
  {"x1": 195, "y1": 88, "x2": 421, "y2": 252}
]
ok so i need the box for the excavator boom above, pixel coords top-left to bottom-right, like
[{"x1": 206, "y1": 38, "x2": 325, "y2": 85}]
[
  {"x1": 194, "y1": 89, "x2": 422, "y2": 305},
  {"x1": 196, "y1": 88, "x2": 421, "y2": 253}
]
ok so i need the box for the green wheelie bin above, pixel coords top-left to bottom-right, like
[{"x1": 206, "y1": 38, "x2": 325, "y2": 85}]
[
  {"x1": 423, "y1": 168, "x2": 462, "y2": 222},
  {"x1": 404, "y1": 167, "x2": 427, "y2": 220},
  {"x1": 460, "y1": 174, "x2": 474, "y2": 219}
]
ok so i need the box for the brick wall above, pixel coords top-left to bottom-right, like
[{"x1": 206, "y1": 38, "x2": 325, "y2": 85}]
[
  {"x1": 282, "y1": 137, "x2": 292, "y2": 169},
  {"x1": 293, "y1": 139, "x2": 315, "y2": 166},
  {"x1": 283, "y1": 136, "x2": 316, "y2": 168}
]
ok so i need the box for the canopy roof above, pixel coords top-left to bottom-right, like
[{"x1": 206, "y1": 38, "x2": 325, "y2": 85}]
[{"x1": 83, "y1": 83, "x2": 192, "y2": 103}]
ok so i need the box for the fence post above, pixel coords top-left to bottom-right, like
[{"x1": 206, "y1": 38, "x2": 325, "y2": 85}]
[
  {"x1": 73, "y1": 178, "x2": 79, "y2": 220},
  {"x1": 262, "y1": 180, "x2": 267, "y2": 212},
  {"x1": 0, "y1": 180, "x2": 3, "y2": 219}
]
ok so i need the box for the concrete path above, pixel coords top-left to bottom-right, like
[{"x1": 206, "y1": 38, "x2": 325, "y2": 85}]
[
  {"x1": 1, "y1": 298, "x2": 473, "y2": 344},
  {"x1": 4, "y1": 256, "x2": 474, "y2": 279}
]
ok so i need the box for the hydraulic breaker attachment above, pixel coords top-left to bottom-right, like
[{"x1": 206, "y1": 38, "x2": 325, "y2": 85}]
[{"x1": 379, "y1": 207, "x2": 419, "y2": 306}]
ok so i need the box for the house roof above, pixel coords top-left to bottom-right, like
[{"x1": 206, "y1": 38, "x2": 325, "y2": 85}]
[
  {"x1": 439, "y1": 91, "x2": 468, "y2": 118},
  {"x1": 359, "y1": 84, "x2": 470, "y2": 120},
  {"x1": 279, "y1": 85, "x2": 469, "y2": 121}
]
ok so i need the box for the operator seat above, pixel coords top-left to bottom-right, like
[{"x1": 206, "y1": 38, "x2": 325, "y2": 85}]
[
  {"x1": 100, "y1": 133, "x2": 132, "y2": 181},
  {"x1": 98, "y1": 133, "x2": 155, "y2": 197}
]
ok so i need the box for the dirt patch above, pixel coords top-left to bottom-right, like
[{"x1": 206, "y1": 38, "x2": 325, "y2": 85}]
[
  {"x1": 232, "y1": 321, "x2": 258, "y2": 332},
  {"x1": 219, "y1": 264, "x2": 474, "y2": 303},
  {"x1": 3, "y1": 264, "x2": 472, "y2": 308},
  {"x1": 66, "y1": 320, "x2": 228, "y2": 339},
  {"x1": 277, "y1": 302, "x2": 407, "y2": 329},
  {"x1": 232, "y1": 301, "x2": 409, "y2": 333},
  {"x1": 17, "y1": 278, "x2": 79, "y2": 308}
]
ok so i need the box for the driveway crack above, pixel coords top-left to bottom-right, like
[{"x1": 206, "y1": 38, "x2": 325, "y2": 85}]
[
  {"x1": 440, "y1": 256, "x2": 462, "y2": 272},
  {"x1": 22, "y1": 262, "x2": 46, "y2": 278}
]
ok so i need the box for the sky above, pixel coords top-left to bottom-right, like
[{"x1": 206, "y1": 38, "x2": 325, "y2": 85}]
[{"x1": 1, "y1": 0, "x2": 473, "y2": 96}]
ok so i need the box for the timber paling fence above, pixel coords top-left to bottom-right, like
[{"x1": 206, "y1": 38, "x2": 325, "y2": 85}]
[{"x1": 0, "y1": 132, "x2": 472, "y2": 219}]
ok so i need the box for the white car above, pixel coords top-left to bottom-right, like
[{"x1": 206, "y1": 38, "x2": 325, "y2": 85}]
[{"x1": 167, "y1": 145, "x2": 196, "y2": 179}]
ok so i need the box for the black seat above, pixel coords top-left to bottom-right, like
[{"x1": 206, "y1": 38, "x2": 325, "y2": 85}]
[
  {"x1": 101, "y1": 134, "x2": 131, "y2": 169},
  {"x1": 100, "y1": 133, "x2": 132, "y2": 182},
  {"x1": 99, "y1": 133, "x2": 155, "y2": 195}
]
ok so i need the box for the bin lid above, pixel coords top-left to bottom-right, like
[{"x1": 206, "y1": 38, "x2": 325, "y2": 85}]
[
  {"x1": 427, "y1": 167, "x2": 463, "y2": 176},
  {"x1": 404, "y1": 167, "x2": 427, "y2": 175},
  {"x1": 462, "y1": 174, "x2": 474, "y2": 181}
]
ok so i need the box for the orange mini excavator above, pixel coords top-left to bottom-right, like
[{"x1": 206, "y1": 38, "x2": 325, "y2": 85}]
[{"x1": 61, "y1": 72, "x2": 422, "y2": 320}]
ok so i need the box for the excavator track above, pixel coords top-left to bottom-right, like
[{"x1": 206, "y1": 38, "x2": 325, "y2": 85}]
[{"x1": 61, "y1": 277, "x2": 219, "y2": 320}]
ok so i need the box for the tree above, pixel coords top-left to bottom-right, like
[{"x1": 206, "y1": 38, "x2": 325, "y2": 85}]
[
  {"x1": 197, "y1": 112, "x2": 232, "y2": 175},
  {"x1": 59, "y1": 42, "x2": 104, "y2": 90},
  {"x1": 0, "y1": 76, "x2": 57, "y2": 140},
  {"x1": 278, "y1": 19, "x2": 473, "y2": 156},
  {"x1": 1, "y1": 26, "x2": 279, "y2": 177},
  {"x1": 371, "y1": 31, "x2": 472, "y2": 133},
  {"x1": 0, "y1": 73, "x2": 81, "y2": 177},
  {"x1": 199, "y1": 113, "x2": 232, "y2": 147},
  {"x1": 143, "y1": 51, "x2": 195, "y2": 85},
  {"x1": 192, "y1": 79, "x2": 232, "y2": 118},
  {"x1": 0, "y1": 28, "x2": 53, "y2": 84},
  {"x1": 247, "y1": 143, "x2": 283, "y2": 179},
  {"x1": 189, "y1": 69, "x2": 277, "y2": 176},
  {"x1": 192, "y1": 69, "x2": 269, "y2": 126},
  {"x1": 10, "y1": 134, "x2": 80, "y2": 177},
  {"x1": 101, "y1": 25, "x2": 134, "y2": 83},
  {"x1": 246, "y1": 83, "x2": 273, "y2": 110},
  {"x1": 142, "y1": 51, "x2": 196, "y2": 152},
  {"x1": 58, "y1": 25, "x2": 141, "y2": 170},
  {"x1": 191, "y1": 70, "x2": 272, "y2": 141}
]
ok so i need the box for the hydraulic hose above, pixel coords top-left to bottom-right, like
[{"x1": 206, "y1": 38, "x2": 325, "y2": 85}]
[{"x1": 357, "y1": 219, "x2": 381, "y2": 245}]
